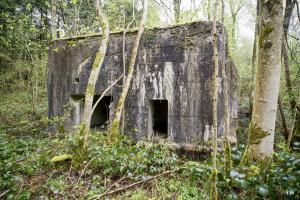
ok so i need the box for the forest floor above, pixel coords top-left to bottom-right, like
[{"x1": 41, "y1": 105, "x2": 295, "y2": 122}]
[{"x1": 0, "y1": 84, "x2": 300, "y2": 200}]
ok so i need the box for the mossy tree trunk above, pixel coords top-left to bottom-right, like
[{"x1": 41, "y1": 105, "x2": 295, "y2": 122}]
[
  {"x1": 210, "y1": 0, "x2": 219, "y2": 199},
  {"x1": 121, "y1": 0, "x2": 135, "y2": 135},
  {"x1": 278, "y1": 97, "x2": 289, "y2": 140},
  {"x1": 281, "y1": 0, "x2": 297, "y2": 148},
  {"x1": 173, "y1": 0, "x2": 181, "y2": 23},
  {"x1": 110, "y1": 0, "x2": 148, "y2": 140},
  {"x1": 242, "y1": 0, "x2": 283, "y2": 162},
  {"x1": 81, "y1": 0, "x2": 109, "y2": 151},
  {"x1": 221, "y1": 0, "x2": 232, "y2": 176},
  {"x1": 288, "y1": 95, "x2": 300, "y2": 148}
]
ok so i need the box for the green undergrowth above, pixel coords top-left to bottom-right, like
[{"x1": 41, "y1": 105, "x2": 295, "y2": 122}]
[{"x1": 1, "y1": 129, "x2": 300, "y2": 200}]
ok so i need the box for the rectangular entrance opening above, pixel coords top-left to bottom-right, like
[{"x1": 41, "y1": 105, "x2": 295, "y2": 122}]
[
  {"x1": 150, "y1": 99, "x2": 168, "y2": 138},
  {"x1": 91, "y1": 95, "x2": 113, "y2": 129}
]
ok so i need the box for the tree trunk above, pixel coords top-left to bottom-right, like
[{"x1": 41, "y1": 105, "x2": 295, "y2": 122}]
[
  {"x1": 110, "y1": 0, "x2": 148, "y2": 140},
  {"x1": 220, "y1": 0, "x2": 232, "y2": 175},
  {"x1": 282, "y1": 40, "x2": 296, "y2": 110},
  {"x1": 173, "y1": 0, "x2": 181, "y2": 23},
  {"x1": 283, "y1": 0, "x2": 296, "y2": 36},
  {"x1": 249, "y1": 0, "x2": 260, "y2": 115},
  {"x1": 278, "y1": 97, "x2": 289, "y2": 140},
  {"x1": 81, "y1": 0, "x2": 109, "y2": 150},
  {"x1": 51, "y1": 0, "x2": 57, "y2": 40},
  {"x1": 121, "y1": 0, "x2": 135, "y2": 135},
  {"x1": 210, "y1": 0, "x2": 219, "y2": 199},
  {"x1": 282, "y1": 0, "x2": 296, "y2": 110},
  {"x1": 242, "y1": 0, "x2": 283, "y2": 162},
  {"x1": 207, "y1": 0, "x2": 211, "y2": 20},
  {"x1": 281, "y1": 0, "x2": 296, "y2": 146},
  {"x1": 288, "y1": 95, "x2": 300, "y2": 148},
  {"x1": 230, "y1": 13, "x2": 237, "y2": 47}
]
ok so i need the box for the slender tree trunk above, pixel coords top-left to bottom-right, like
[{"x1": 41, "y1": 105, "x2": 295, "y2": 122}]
[
  {"x1": 283, "y1": 0, "x2": 296, "y2": 35},
  {"x1": 210, "y1": 0, "x2": 219, "y2": 199},
  {"x1": 282, "y1": 0, "x2": 296, "y2": 110},
  {"x1": 207, "y1": 0, "x2": 211, "y2": 20},
  {"x1": 281, "y1": 0, "x2": 296, "y2": 146},
  {"x1": 278, "y1": 97, "x2": 289, "y2": 140},
  {"x1": 282, "y1": 40, "x2": 296, "y2": 110},
  {"x1": 121, "y1": 0, "x2": 135, "y2": 135},
  {"x1": 288, "y1": 95, "x2": 300, "y2": 148},
  {"x1": 51, "y1": 0, "x2": 57, "y2": 40},
  {"x1": 220, "y1": 0, "x2": 232, "y2": 175},
  {"x1": 81, "y1": 0, "x2": 109, "y2": 151},
  {"x1": 242, "y1": 0, "x2": 283, "y2": 162},
  {"x1": 110, "y1": 0, "x2": 148, "y2": 140},
  {"x1": 173, "y1": 0, "x2": 181, "y2": 23},
  {"x1": 230, "y1": 13, "x2": 237, "y2": 47},
  {"x1": 249, "y1": 0, "x2": 260, "y2": 115}
]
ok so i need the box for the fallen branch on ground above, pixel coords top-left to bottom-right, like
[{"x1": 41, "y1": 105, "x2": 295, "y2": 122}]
[
  {"x1": 95, "y1": 170, "x2": 176, "y2": 199},
  {"x1": 0, "y1": 190, "x2": 10, "y2": 198},
  {"x1": 74, "y1": 159, "x2": 93, "y2": 189}
]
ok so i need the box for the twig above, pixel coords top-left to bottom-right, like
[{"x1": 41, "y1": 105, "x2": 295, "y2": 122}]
[
  {"x1": 105, "y1": 168, "x2": 139, "y2": 192},
  {"x1": 46, "y1": 170, "x2": 57, "y2": 184},
  {"x1": 91, "y1": 75, "x2": 123, "y2": 114},
  {"x1": 68, "y1": 163, "x2": 73, "y2": 178},
  {"x1": 95, "y1": 170, "x2": 175, "y2": 199},
  {"x1": 14, "y1": 182, "x2": 24, "y2": 200},
  {"x1": 0, "y1": 190, "x2": 10, "y2": 198},
  {"x1": 74, "y1": 159, "x2": 92, "y2": 189},
  {"x1": 295, "y1": 0, "x2": 300, "y2": 24},
  {"x1": 105, "y1": 175, "x2": 127, "y2": 192}
]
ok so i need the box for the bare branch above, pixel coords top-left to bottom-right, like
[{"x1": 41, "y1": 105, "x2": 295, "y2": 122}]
[{"x1": 91, "y1": 75, "x2": 123, "y2": 114}]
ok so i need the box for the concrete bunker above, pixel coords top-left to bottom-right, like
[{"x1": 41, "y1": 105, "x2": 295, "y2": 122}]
[{"x1": 47, "y1": 21, "x2": 238, "y2": 147}]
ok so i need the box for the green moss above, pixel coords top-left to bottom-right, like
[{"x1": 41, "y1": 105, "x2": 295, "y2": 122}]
[
  {"x1": 241, "y1": 123, "x2": 270, "y2": 164},
  {"x1": 259, "y1": 25, "x2": 274, "y2": 47},
  {"x1": 92, "y1": 51, "x2": 102, "y2": 70},
  {"x1": 247, "y1": 123, "x2": 269, "y2": 145},
  {"x1": 258, "y1": 156, "x2": 273, "y2": 168},
  {"x1": 109, "y1": 97, "x2": 125, "y2": 141},
  {"x1": 109, "y1": 119, "x2": 120, "y2": 143},
  {"x1": 53, "y1": 47, "x2": 59, "y2": 52},
  {"x1": 223, "y1": 138, "x2": 232, "y2": 175},
  {"x1": 58, "y1": 123, "x2": 65, "y2": 134},
  {"x1": 67, "y1": 40, "x2": 77, "y2": 47},
  {"x1": 86, "y1": 83, "x2": 94, "y2": 96},
  {"x1": 247, "y1": 165, "x2": 260, "y2": 176},
  {"x1": 51, "y1": 154, "x2": 73, "y2": 163},
  {"x1": 144, "y1": 29, "x2": 156, "y2": 48},
  {"x1": 209, "y1": 169, "x2": 218, "y2": 200},
  {"x1": 71, "y1": 124, "x2": 89, "y2": 168}
]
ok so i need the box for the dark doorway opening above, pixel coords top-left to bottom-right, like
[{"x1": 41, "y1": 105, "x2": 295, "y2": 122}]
[
  {"x1": 91, "y1": 96, "x2": 113, "y2": 128},
  {"x1": 150, "y1": 99, "x2": 168, "y2": 138}
]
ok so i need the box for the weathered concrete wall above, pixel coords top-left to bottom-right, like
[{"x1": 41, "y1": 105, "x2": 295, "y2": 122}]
[{"x1": 47, "y1": 21, "x2": 237, "y2": 145}]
